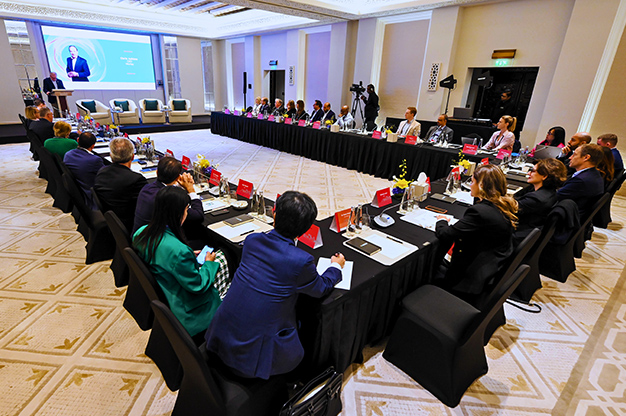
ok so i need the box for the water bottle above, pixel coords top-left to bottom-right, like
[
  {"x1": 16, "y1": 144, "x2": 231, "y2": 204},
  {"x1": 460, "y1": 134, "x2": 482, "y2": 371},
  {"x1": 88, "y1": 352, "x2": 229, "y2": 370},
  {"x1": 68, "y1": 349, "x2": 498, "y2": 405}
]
[
  {"x1": 258, "y1": 190, "x2": 266, "y2": 218},
  {"x1": 478, "y1": 138, "x2": 483, "y2": 148}
]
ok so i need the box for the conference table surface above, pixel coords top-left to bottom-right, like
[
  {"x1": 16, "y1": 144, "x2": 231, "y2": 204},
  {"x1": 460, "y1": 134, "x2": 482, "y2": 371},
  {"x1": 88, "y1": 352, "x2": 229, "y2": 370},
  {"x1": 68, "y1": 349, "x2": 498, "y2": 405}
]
[{"x1": 210, "y1": 111, "x2": 493, "y2": 182}]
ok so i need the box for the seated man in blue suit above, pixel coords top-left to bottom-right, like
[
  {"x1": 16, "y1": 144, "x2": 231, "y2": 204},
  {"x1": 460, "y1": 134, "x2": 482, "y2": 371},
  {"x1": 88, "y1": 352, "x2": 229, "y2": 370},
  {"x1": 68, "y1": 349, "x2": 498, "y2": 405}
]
[
  {"x1": 309, "y1": 100, "x2": 324, "y2": 122},
  {"x1": 206, "y1": 191, "x2": 344, "y2": 380},
  {"x1": 66, "y1": 45, "x2": 90, "y2": 82},
  {"x1": 597, "y1": 133, "x2": 624, "y2": 173},
  {"x1": 133, "y1": 157, "x2": 207, "y2": 246},
  {"x1": 63, "y1": 132, "x2": 104, "y2": 208},
  {"x1": 557, "y1": 143, "x2": 605, "y2": 220}
]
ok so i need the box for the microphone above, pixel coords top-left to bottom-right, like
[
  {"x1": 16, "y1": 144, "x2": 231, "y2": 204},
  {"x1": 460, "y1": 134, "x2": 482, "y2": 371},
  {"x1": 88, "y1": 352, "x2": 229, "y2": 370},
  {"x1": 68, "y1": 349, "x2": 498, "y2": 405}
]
[{"x1": 374, "y1": 202, "x2": 401, "y2": 227}]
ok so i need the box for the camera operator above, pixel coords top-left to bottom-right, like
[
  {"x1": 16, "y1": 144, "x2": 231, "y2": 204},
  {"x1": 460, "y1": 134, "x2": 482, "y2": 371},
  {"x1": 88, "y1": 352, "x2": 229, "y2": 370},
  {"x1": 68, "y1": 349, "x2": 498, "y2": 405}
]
[{"x1": 361, "y1": 84, "x2": 379, "y2": 131}]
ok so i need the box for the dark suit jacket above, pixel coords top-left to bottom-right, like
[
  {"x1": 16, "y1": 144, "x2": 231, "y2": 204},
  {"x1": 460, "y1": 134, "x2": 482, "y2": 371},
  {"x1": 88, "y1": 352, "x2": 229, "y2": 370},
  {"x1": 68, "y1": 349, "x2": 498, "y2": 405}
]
[
  {"x1": 259, "y1": 104, "x2": 270, "y2": 115},
  {"x1": 425, "y1": 125, "x2": 454, "y2": 142},
  {"x1": 513, "y1": 186, "x2": 557, "y2": 242},
  {"x1": 42, "y1": 78, "x2": 65, "y2": 103},
  {"x1": 321, "y1": 110, "x2": 336, "y2": 124},
  {"x1": 435, "y1": 200, "x2": 514, "y2": 296},
  {"x1": 28, "y1": 119, "x2": 55, "y2": 145},
  {"x1": 557, "y1": 167, "x2": 604, "y2": 220},
  {"x1": 271, "y1": 106, "x2": 285, "y2": 116},
  {"x1": 294, "y1": 110, "x2": 308, "y2": 121},
  {"x1": 206, "y1": 230, "x2": 342, "y2": 379},
  {"x1": 310, "y1": 108, "x2": 323, "y2": 122},
  {"x1": 612, "y1": 148, "x2": 624, "y2": 172},
  {"x1": 63, "y1": 148, "x2": 104, "y2": 208},
  {"x1": 94, "y1": 164, "x2": 147, "y2": 231},
  {"x1": 133, "y1": 181, "x2": 203, "y2": 235},
  {"x1": 364, "y1": 92, "x2": 379, "y2": 120},
  {"x1": 66, "y1": 56, "x2": 90, "y2": 81}
]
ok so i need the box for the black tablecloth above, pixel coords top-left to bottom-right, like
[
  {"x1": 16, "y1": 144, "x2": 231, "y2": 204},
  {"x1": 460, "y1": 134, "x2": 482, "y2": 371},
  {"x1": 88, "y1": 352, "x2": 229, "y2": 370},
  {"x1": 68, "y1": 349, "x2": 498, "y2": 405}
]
[
  {"x1": 201, "y1": 187, "x2": 469, "y2": 375},
  {"x1": 210, "y1": 112, "x2": 487, "y2": 182}
]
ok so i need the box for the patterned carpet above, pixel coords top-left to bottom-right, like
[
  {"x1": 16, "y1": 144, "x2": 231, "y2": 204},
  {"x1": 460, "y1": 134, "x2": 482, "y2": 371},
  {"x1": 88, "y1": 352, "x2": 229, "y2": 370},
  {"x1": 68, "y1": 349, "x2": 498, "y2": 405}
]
[{"x1": 0, "y1": 129, "x2": 624, "y2": 415}]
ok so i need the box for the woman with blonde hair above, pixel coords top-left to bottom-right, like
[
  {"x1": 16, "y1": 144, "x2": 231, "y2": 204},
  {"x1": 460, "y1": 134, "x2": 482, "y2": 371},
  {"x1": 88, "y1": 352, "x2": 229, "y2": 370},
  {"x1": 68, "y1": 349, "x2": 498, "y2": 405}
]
[
  {"x1": 483, "y1": 115, "x2": 516, "y2": 152},
  {"x1": 435, "y1": 164, "x2": 518, "y2": 306},
  {"x1": 25, "y1": 105, "x2": 40, "y2": 120},
  {"x1": 43, "y1": 120, "x2": 77, "y2": 158}
]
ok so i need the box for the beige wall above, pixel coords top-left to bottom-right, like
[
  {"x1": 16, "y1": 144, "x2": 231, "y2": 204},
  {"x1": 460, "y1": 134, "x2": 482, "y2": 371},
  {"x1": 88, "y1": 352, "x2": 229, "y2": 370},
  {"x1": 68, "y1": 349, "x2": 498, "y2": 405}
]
[
  {"x1": 449, "y1": 0, "x2": 575, "y2": 146},
  {"x1": 378, "y1": 20, "x2": 430, "y2": 124},
  {"x1": 0, "y1": 19, "x2": 35, "y2": 124},
  {"x1": 177, "y1": 36, "x2": 206, "y2": 115}
]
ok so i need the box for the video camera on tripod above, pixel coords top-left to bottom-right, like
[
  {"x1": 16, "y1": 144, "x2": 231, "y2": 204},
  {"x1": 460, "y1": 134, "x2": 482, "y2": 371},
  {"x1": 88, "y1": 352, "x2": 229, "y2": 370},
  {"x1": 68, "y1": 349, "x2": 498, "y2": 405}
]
[
  {"x1": 350, "y1": 81, "x2": 366, "y2": 122},
  {"x1": 350, "y1": 81, "x2": 366, "y2": 96}
]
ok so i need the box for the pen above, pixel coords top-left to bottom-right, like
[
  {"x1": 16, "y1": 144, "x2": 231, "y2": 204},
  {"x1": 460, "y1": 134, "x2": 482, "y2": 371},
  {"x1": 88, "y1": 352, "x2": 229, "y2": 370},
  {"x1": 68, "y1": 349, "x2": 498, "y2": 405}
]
[
  {"x1": 386, "y1": 235, "x2": 404, "y2": 244},
  {"x1": 239, "y1": 229, "x2": 254, "y2": 237}
]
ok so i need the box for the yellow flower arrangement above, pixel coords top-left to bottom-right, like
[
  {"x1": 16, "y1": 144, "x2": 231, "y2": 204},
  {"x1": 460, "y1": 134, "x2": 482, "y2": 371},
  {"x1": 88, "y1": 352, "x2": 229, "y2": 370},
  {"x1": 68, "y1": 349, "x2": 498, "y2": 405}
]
[
  {"x1": 141, "y1": 137, "x2": 151, "y2": 144},
  {"x1": 392, "y1": 159, "x2": 412, "y2": 194},
  {"x1": 325, "y1": 120, "x2": 333, "y2": 125},
  {"x1": 109, "y1": 124, "x2": 118, "y2": 129}
]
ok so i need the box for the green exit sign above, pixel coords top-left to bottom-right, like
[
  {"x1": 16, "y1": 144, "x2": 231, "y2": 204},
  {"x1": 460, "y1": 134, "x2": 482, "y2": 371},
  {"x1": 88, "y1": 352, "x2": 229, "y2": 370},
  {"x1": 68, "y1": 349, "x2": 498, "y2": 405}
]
[{"x1": 495, "y1": 59, "x2": 511, "y2": 67}]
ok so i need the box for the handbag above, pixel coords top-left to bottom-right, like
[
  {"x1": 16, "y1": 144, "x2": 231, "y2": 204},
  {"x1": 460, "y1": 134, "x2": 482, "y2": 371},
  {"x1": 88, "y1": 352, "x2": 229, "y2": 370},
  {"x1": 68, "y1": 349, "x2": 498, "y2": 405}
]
[{"x1": 280, "y1": 367, "x2": 343, "y2": 416}]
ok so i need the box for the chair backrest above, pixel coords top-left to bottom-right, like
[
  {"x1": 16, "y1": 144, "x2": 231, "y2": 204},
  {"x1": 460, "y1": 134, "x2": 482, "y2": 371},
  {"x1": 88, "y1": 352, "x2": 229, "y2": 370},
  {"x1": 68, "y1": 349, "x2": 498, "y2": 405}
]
[
  {"x1": 572, "y1": 193, "x2": 610, "y2": 241},
  {"x1": 91, "y1": 187, "x2": 106, "y2": 212},
  {"x1": 104, "y1": 211, "x2": 131, "y2": 252},
  {"x1": 525, "y1": 212, "x2": 560, "y2": 264},
  {"x1": 122, "y1": 247, "x2": 166, "y2": 303},
  {"x1": 462, "y1": 264, "x2": 530, "y2": 346},
  {"x1": 607, "y1": 169, "x2": 626, "y2": 195},
  {"x1": 150, "y1": 299, "x2": 227, "y2": 413},
  {"x1": 461, "y1": 137, "x2": 477, "y2": 145},
  {"x1": 474, "y1": 228, "x2": 541, "y2": 312},
  {"x1": 62, "y1": 172, "x2": 97, "y2": 228}
]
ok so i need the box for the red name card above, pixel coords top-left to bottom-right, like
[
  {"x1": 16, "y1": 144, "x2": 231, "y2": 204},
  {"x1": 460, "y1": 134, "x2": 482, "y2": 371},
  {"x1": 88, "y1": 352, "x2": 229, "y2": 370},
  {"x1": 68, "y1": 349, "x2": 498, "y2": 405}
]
[
  {"x1": 462, "y1": 144, "x2": 478, "y2": 155},
  {"x1": 496, "y1": 149, "x2": 512, "y2": 160},
  {"x1": 330, "y1": 208, "x2": 351, "y2": 233},
  {"x1": 209, "y1": 169, "x2": 221, "y2": 186},
  {"x1": 246, "y1": 112, "x2": 253, "y2": 118},
  {"x1": 234, "y1": 110, "x2": 240, "y2": 116},
  {"x1": 405, "y1": 135, "x2": 418, "y2": 145},
  {"x1": 372, "y1": 130, "x2": 382, "y2": 139},
  {"x1": 298, "y1": 224, "x2": 323, "y2": 249},
  {"x1": 312, "y1": 121, "x2": 321, "y2": 129},
  {"x1": 371, "y1": 187, "x2": 392, "y2": 208},
  {"x1": 236, "y1": 179, "x2": 253, "y2": 199},
  {"x1": 285, "y1": 117, "x2": 292, "y2": 124},
  {"x1": 257, "y1": 114, "x2": 264, "y2": 120},
  {"x1": 481, "y1": 157, "x2": 489, "y2": 165},
  {"x1": 298, "y1": 119, "x2": 306, "y2": 127},
  {"x1": 166, "y1": 149, "x2": 174, "y2": 158},
  {"x1": 224, "y1": 109, "x2": 231, "y2": 114},
  {"x1": 181, "y1": 155, "x2": 191, "y2": 169}
]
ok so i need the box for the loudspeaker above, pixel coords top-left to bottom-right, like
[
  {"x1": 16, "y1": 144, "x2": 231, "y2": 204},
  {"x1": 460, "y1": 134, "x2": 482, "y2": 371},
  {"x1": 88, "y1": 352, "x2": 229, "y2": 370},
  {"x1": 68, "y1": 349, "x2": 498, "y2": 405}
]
[{"x1": 243, "y1": 72, "x2": 247, "y2": 94}]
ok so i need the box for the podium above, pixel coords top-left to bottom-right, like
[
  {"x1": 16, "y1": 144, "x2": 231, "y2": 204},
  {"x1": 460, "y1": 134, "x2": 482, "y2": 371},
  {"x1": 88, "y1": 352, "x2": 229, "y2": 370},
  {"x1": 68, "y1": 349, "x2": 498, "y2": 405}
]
[{"x1": 51, "y1": 89, "x2": 73, "y2": 118}]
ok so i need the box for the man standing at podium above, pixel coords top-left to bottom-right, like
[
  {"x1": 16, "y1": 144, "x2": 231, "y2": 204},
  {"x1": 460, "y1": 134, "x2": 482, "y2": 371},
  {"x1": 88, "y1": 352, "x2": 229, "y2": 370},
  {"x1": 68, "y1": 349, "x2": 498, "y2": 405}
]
[{"x1": 42, "y1": 72, "x2": 65, "y2": 105}]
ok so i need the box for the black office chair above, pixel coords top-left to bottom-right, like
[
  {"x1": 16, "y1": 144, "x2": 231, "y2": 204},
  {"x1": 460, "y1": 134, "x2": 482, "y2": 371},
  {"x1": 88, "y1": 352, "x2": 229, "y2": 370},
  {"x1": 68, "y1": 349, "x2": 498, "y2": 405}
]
[
  {"x1": 104, "y1": 211, "x2": 131, "y2": 287},
  {"x1": 539, "y1": 200, "x2": 580, "y2": 282},
  {"x1": 383, "y1": 265, "x2": 530, "y2": 407},
  {"x1": 150, "y1": 299, "x2": 288, "y2": 416},
  {"x1": 573, "y1": 193, "x2": 611, "y2": 258},
  {"x1": 594, "y1": 170, "x2": 626, "y2": 228},
  {"x1": 61, "y1": 173, "x2": 115, "y2": 264},
  {"x1": 122, "y1": 247, "x2": 183, "y2": 390},
  {"x1": 26, "y1": 130, "x2": 48, "y2": 180},
  {"x1": 512, "y1": 215, "x2": 560, "y2": 303},
  {"x1": 38, "y1": 148, "x2": 73, "y2": 213}
]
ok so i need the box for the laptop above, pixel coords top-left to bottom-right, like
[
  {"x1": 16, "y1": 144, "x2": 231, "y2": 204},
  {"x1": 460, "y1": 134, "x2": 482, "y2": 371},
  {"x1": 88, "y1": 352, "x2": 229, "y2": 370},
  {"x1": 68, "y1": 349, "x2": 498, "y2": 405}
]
[
  {"x1": 533, "y1": 145, "x2": 563, "y2": 159},
  {"x1": 453, "y1": 107, "x2": 473, "y2": 119}
]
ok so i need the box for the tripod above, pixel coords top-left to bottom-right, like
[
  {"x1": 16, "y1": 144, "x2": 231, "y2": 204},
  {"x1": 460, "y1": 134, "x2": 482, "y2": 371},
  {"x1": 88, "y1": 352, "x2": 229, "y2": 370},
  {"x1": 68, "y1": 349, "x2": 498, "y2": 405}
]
[{"x1": 351, "y1": 93, "x2": 365, "y2": 127}]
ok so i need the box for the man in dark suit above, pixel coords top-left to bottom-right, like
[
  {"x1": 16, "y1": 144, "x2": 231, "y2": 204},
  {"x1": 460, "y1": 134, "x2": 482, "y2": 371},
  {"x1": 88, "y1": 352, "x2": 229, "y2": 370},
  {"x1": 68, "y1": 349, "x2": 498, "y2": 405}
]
[
  {"x1": 271, "y1": 98, "x2": 285, "y2": 116},
  {"x1": 597, "y1": 133, "x2": 624, "y2": 172},
  {"x1": 66, "y1": 45, "x2": 90, "y2": 82},
  {"x1": 309, "y1": 100, "x2": 323, "y2": 122},
  {"x1": 42, "y1": 72, "x2": 65, "y2": 104},
  {"x1": 490, "y1": 89, "x2": 515, "y2": 125},
  {"x1": 321, "y1": 102, "x2": 336, "y2": 124},
  {"x1": 94, "y1": 138, "x2": 147, "y2": 231},
  {"x1": 557, "y1": 132, "x2": 592, "y2": 175},
  {"x1": 425, "y1": 114, "x2": 455, "y2": 143},
  {"x1": 361, "y1": 84, "x2": 379, "y2": 131},
  {"x1": 557, "y1": 143, "x2": 605, "y2": 220},
  {"x1": 28, "y1": 107, "x2": 55, "y2": 145},
  {"x1": 259, "y1": 97, "x2": 270, "y2": 115},
  {"x1": 132, "y1": 157, "x2": 206, "y2": 245},
  {"x1": 206, "y1": 191, "x2": 344, "y2": 380},
  {"x1": 63, "y1": 132, "x2": 104, "y2": 208}
]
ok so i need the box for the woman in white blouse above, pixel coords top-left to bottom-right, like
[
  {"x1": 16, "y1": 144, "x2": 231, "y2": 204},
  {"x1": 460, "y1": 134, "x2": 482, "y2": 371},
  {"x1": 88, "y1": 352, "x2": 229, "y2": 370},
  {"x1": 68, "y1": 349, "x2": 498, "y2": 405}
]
[{"x1": 483, "y1": 115, "x2": 516, "y2": 151}]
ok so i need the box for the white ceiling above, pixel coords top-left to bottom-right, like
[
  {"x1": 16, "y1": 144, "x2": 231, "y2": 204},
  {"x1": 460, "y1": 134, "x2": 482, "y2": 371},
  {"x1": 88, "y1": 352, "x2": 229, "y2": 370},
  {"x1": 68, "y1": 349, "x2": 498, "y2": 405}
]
[{"x1": 0, "y1": 0, "x2": 500, "y2": 39}]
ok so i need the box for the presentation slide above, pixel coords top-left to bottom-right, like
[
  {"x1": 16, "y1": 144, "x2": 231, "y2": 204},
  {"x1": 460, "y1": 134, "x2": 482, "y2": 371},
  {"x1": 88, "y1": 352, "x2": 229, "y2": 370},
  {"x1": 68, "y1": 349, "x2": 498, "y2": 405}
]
[{"x1": 41, "y1": 26, "x2": 157, "y2": 90}]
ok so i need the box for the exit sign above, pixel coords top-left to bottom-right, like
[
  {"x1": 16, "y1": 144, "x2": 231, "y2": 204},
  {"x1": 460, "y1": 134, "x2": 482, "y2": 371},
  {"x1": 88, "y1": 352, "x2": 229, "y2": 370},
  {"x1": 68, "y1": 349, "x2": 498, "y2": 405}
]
[{"x1": 495, "y1": 59, "x2": 511, "y2": 67}]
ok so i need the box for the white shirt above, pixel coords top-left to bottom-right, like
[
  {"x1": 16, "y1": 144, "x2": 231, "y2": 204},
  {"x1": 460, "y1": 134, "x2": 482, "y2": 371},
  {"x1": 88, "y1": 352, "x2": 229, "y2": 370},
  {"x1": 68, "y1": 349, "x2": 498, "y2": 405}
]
[
  {"x1": 71, "y1": 57, "x2": 77, "y2": 71},
  {"x1": 336, "y1": 113, "x2": 354, "y2": 128}
]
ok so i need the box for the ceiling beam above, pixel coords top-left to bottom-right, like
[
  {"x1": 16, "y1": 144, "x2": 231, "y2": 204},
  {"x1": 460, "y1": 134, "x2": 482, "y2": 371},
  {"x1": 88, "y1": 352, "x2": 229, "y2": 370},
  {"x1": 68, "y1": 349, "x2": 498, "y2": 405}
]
[
  {"x1": 149, "y1": 0, "x2": 181, "y2": 9},
  {"x1": 214, "y1": 0, "x2": 353, "y2": 21},
  {"x1": 186, "y1": 1, "x2": 223, "y2": 13},
  {"x1": 166, "y1": 0, "x2": 212, "y2": 12}
]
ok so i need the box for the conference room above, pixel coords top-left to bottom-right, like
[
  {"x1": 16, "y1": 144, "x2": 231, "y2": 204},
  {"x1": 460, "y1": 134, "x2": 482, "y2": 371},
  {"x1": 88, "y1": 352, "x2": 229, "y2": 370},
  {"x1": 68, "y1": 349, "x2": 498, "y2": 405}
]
[{"x1": 1, "y1": 0, "x2": 626, "y2": 414}]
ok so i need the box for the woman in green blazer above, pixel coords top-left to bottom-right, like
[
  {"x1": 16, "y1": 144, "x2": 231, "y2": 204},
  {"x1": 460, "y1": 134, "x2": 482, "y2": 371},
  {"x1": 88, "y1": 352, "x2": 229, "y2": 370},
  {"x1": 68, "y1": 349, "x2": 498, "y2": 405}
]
[{"x1": 133, "y1": 186, "x2": 228, "y2": 338}]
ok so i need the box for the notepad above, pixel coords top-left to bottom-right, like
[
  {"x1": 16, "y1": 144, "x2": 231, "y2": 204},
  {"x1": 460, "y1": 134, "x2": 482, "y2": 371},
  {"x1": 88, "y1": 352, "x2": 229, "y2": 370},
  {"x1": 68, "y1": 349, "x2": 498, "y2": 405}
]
[
  {"x1": 213, "y1": 222, "x2": 259, "y2": 240},
  {"x1": 360, "y1": 234, "x2": 410, "y2": 258},
  {"x1": 401, "y1": 209, "x2": 458, "y2": 231},
  {"x1": 201, "y1": 199, "x2": 228, "y2": 212},
  {"x1": 316, "y1": 258, "x2": 353, "y2": 290}
]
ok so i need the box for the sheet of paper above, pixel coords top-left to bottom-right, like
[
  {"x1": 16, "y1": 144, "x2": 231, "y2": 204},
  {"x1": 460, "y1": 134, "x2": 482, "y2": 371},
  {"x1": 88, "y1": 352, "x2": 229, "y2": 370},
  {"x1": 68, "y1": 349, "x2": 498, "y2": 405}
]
[
  {"x1": 450, "y1": 190, "x2": 474, "y2": 205},
  {"x1": 361, "y1": 233, "x2": 410, "y2": 259},
  {"x1": 401, "y1": 209, "x2": 458, "y2": 231},
  {"x1": 316, "y1": 258, "x2": 353, "y2": 290},
  {"x1": 213, "y1": 222, "x2": 259, "y2": 240},
  {"x1": 201, "y1": 199, "x2": 228, "y2": 212}
]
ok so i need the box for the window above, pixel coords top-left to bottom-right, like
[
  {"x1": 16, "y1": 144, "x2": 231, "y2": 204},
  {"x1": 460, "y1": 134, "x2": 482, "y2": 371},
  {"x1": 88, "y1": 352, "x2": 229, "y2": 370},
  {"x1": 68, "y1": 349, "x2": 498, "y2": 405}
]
[
  {"x1": 201, "y1": 41, "x2": 215, "y2": 111},
  {"x1": 4, "y1": 20, "x2": 37, "y2": 95},
  {"x1": 163, "y1": 36, "x2": 181, "y2": 100}
]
